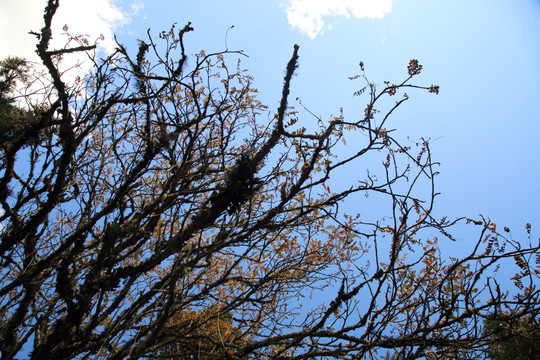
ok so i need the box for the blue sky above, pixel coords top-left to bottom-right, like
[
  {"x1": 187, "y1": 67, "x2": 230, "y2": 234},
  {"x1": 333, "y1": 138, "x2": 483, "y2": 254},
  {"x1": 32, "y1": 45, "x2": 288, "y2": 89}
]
[{"x1": 1, "y1": 0, "x2": 539, "y2": 235}]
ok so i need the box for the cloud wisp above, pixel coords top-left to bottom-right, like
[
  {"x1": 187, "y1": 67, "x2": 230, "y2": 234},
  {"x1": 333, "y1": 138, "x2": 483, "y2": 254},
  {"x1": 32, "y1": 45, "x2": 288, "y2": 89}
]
[
  {"x1": 0, "y1": 0, "x2": 142, "y2": 85},
  {"x1": 284, "y1": 0, "x2": 392, "y2": 39}
]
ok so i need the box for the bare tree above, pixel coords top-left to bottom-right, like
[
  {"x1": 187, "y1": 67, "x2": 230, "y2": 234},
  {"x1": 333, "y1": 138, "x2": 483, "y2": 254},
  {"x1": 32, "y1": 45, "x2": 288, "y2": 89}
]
[{"x1": 0, "y1": 1, "x2": 538, "y2": 359}]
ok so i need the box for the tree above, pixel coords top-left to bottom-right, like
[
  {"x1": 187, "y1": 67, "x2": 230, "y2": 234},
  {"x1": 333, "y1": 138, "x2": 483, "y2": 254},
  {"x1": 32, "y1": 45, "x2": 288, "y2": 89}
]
[
  {"x1": 0, "y1": 1, "x2": 539, "y2": 359},
  {"x1": 153, "y1": 306, "x2": 246, "y2": 359},
  {"x1": 483, "y1": 311, "x2": 540, "y2": 360},
  {"x1": 0, "y1": 57, "x2": 47, "y2": 146}
]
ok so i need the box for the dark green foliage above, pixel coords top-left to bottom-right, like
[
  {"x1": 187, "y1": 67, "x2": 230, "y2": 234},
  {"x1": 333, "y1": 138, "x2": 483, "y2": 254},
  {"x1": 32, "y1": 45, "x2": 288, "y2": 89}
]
[
  {"x1": 0, "y1": 57, "x2": 48, "y2": 146},
  {"x1": 483, "y1": 314, "x2": 540, "y2": 360},
  {"x1": 0, "y1": 57, "x2": 28, "y2": 143}
]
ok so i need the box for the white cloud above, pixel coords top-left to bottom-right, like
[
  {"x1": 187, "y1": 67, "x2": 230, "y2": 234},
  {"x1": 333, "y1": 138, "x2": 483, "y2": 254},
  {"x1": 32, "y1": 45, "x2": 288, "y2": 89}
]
[
  {"x1": 284, "y1": 0, "x2": 392, "y2": 39},
  {"x1": 0, "y1": 0, "x2": 142, "y2": 86}
]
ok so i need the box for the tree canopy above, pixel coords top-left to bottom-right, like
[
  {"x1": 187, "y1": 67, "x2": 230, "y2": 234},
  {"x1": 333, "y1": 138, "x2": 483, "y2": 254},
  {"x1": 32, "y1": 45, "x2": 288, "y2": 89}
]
[
  {"x1": 0, "y1": 57, "x2": 47, "y2": 146},
  {"x1": 483, "y1": 307, "x2": 539, "y2": 359},
  {"x1": 0, "y1": 1, "x2": 539, "y2": 359}
]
